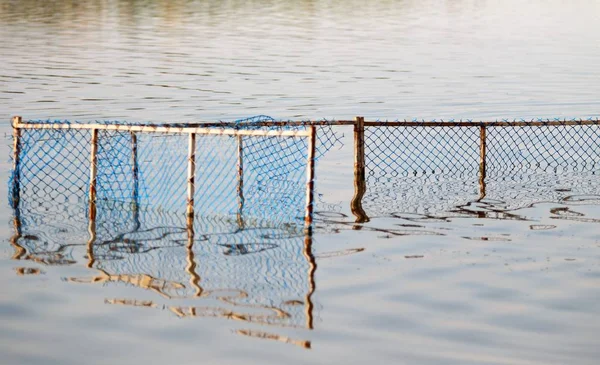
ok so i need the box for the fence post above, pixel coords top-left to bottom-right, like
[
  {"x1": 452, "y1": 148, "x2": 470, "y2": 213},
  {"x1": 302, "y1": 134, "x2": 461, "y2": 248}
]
[
  {"x1": 187, "y1": 133, "x2": 196, "y2": 226},
  {"x1": 131, "y1": 132, "x2": 140, "y2": 230},
  {"x1": 89, "y1": 129, "x2": 98, "y2": 221},
  {"x1": 185, "y1": 132, "x2": 201, "y2": 295},
  {"x1": 87, "y1": 128, "x2": 99, "y2": 267},
  {"x1": 11, "y1": 116, "x2": 22, "y2": 210},
  {"x1": 479, "y1": 125, "x2": 487, "y2": 199},
  {"x1": 304, "y1": 126, "x2": 316, "y2": 230},
  {"x1": 237, "y1": 134, "x2": 245, "y2": 229},
  {"x1": 10, "y1": 116, "x2": 25, "y2": 259},
  {"x1": 351, "y1": 116, "x2": 369, "y2": 223}
]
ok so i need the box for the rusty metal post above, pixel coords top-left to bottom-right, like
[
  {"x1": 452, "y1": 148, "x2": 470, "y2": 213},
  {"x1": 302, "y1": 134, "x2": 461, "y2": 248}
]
[
  {"x1": 10, "y1": 116, "x2": 25, "y2": 259},
  {"x1": 186, "y1": 132, "x2": 202, "y2": 296},
  {"x1": 89, "y1": 129, "x2": 98, "y2": 221},
  {"x1": 10, "y1": 116, "x2": 24, "y2": 259},
  {"x1": 479, "y1": 125, "x2": 487, "y2": 200},
  {"x1": 11, "y1": 116, "x2": 22, "y2": 210},
  {"x1": 87, "y1": 128, "x2": 99, "y2": 268},
  {"x1": 303, "y1": 126, "x2": 317, "y2": 326},
  {"x1": 351, "y1": 116, "x2": 369, "y2": 223},
  {"x1": 237, "y1": 134, "x2": 245, "y2": 230},
  {"x1": 304, "y1": 126, "x2": 316, "y2": 230},
  {"x1": 187, "y1": 133, "x2": 196, "y2": 226},
  {"x1": 131, "y1": 132, "x2": 140, "y2": 230}
]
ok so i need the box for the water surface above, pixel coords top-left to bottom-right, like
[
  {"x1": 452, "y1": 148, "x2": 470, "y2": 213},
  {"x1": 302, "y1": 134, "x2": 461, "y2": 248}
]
[{"x1": 1, "y1": 1, "x2": 600, "y2": 364}]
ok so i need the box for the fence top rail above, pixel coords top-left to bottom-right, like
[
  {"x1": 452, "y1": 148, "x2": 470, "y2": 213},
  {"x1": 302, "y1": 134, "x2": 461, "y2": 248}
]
[
  {"x1": 11, "y1": 118, "x2": 312, "y2": 138},
  {"x1": 12, "y1": 116, "x2": 600, "y2": 130},
  {"x1": 364, "y1": 119, "x2": 600, "y2": 127},
  {"x1": 196, "y1": 118, "x2": 600, "y2": 128}
]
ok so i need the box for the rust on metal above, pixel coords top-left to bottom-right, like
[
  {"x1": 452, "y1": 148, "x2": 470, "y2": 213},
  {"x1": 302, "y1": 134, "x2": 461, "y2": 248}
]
[
  {"x1": 237, "y1": 134, "x2": 245, "y2": 229},
  {"x1": 11, "y1": 116, "x2": 22, "y2": 209},
  {"x1": 89, "y1": 129, "x2": 98, "y2": 221},
  {"x1": 350, "y1": 116, "x2": 369, "y2": 223},
  {"x1": 187, "y1": 133, "x2": 196, "y2": 221},
  {"x1": 479, "y1": 125, "x2": 487, "y2": 199},
  {"x1": 305, "y1": 126, "x2": 316, "y2": 227}
]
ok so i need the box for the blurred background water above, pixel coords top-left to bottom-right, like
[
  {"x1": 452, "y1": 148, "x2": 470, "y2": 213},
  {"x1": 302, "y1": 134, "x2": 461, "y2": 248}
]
[{"x1": 1, "y1": 1, "x2": 600, "y2": 364}]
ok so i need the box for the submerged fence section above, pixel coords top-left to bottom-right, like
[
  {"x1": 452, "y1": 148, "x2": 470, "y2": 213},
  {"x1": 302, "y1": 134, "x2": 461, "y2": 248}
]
[
  {"x1": 10, "y1": 117, "x2": 328, "y2": 226},
  {"x1": 9, "y1": 116, "x2": 339, "y2": 333},
  {"x1": 10, "y1": 115, "x2": 600, "y2": 227},
  {"x1": 7, "y1": 114, "x2": 600, "y2": 334},
  {"x1": 356, "y1": 118, "x2": 600, "y2": 219}
]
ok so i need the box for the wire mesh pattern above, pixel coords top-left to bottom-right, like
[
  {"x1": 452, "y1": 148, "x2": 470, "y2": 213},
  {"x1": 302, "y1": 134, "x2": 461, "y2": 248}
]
[
  {"x1": 9, "y1": 117, "x2": 331, "y2": 331},
  {"x1": 486, "y1": 124, "x2": 600, "y2": 174},
  {"x1": 366, "y1": 126, "x2": 480, "y2": 178},
  {"x1": 9, "y1": 115, "x2": 600, "y2": 330},
  {"x1": 362, "y1": 119, "x2": 600, "y2": 217}
]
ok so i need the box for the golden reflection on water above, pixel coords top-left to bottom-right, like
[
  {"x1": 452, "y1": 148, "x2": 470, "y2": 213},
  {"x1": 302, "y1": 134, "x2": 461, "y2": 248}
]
[
  {"x1": 10, "y1": 196, "x2": 319, "y2": 347},
  {"x1": 14, "y1": 267, "x2": 43, "y2": 276},
  {"x1": 236, "y1": 329, "x2": 311, "y2": 349},
  {"x1": 7, "y1": 120, "x2": 600, "y2": 351},
  {"x1": 9, "y1": 184, "x2": 600, "y2": 351}
]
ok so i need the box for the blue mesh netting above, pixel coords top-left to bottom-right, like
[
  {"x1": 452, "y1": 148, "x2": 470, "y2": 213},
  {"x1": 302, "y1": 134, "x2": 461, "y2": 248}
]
[{"x1": 8, "y1": 117, "x2": 338, "y2": 329}]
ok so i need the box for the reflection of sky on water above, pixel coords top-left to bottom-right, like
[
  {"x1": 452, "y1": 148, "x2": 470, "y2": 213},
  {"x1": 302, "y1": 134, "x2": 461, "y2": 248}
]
[
  {"x1": 1, "y1": 0, "x2": 599, "y2": 121},
  {"x1": 2, "y1": 0, "x2": 600, "y2": 364}
]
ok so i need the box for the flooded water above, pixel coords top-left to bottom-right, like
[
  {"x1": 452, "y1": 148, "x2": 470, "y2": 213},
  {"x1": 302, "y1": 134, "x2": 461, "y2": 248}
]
[{"x1": 1, "y1": 1, "x2": 600, "y2": 364}]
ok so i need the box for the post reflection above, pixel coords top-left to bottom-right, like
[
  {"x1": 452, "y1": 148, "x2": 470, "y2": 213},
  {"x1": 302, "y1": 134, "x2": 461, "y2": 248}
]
[{"x1": 12, "y1": 196, "x2": 317, "y2": 346}]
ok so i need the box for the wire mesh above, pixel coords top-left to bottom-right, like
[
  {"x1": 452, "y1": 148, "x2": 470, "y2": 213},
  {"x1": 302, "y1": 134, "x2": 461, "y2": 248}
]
[
  {"x1": 484, "y1": 123, "x2": 600, "y2": 210},
  {"x1": 9, "y1": 115, "x2": 600, "y2": 327},
  {"x1": 486, "y1": 124, "x2": 600, "y2": 174},
  {"x1": 363, "y1": 119, "x2": 600, "y2": 217},
  {"x1": 11, "y1": 127, "x2": 91, "y2": 264},
  {"x1": 364, "y1": 124, "x2": 481, "y2": 216},
  {"x1": 8, "y1": 117, "x2": 336, "y2": 329}
]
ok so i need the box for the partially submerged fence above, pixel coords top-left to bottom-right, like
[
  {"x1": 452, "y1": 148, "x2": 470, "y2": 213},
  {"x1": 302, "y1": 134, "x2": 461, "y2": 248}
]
[
  {"x1": 116, "y1": 115, "x2": 599, "y2": 221},
  {"x1": 10, "y1": 116, "x2": 323, "y2": 226},
  {"x1": 358, "y1": 117, "x2": 600, "y2": 219},
  {"x1": 9, "y1": 115, "x2": 334, "y2": 333},
  {"x1": 10, "y1": 114, "x2": 600, "y2": 224},
  {"x1": 8, "y1": 114, "x2": 600, "y2": 332},
  {"x1": 10, "y1": 114, "x2": 600, "y2": 228}
]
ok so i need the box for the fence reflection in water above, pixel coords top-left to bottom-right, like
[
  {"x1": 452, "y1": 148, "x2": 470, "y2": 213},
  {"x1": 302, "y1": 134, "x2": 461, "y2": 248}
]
[{"x1": 8, "y1": 115, "x2": 600, "y2": 347}]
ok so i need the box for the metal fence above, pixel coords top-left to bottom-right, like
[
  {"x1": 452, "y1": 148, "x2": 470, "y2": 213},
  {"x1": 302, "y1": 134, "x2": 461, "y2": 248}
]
[
  {"x1": 355, "y1": 117, "x2": 600, "y2": 219},
  {"x1": 9, "y1": 116, "x2": 336, "y2": 335},
  {"x1": 8, "y1": 114, "x2": 600, "y2": 338}
]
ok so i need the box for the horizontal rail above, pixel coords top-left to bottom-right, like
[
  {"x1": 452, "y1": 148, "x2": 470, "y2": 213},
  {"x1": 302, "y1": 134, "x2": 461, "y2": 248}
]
[
  {"x1": 197, "y1": 119, "x2": 600, "y2": 128},
  {"x1": 13, "y1": 117, "x2": 600, "y2": 131},
  {"x1": 149, "y1": 119, "x2": 600, "y2": 128},
  {"x1": 12, "y1": 121, "x2": 311, "y2": 137},
  {"x1": 363, "y1": 120, "x2": 600, "y2": 127},
  {"x1": 190, "y1": 120, "x2": 357, "y2": 127}
]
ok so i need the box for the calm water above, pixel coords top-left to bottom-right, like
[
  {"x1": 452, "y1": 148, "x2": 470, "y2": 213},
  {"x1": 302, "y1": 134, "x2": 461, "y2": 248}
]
[{"x1": 1, "y1": 1, "x2": 600, "y2": 364}]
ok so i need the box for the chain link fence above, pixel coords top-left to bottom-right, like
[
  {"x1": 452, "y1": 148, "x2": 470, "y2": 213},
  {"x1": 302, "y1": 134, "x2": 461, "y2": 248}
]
[
  {"x1": 9, "y1": 117, "x2": 341, "y2": 331},
  {"x1": 361, "y1": 119, "x2": 600, "y2": 218},
  {"x1": 8, "y1": 115, "x2": 600, "y2": 331}
]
